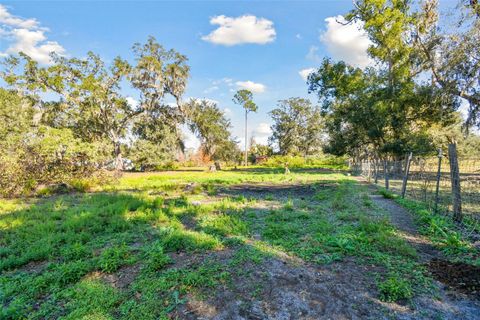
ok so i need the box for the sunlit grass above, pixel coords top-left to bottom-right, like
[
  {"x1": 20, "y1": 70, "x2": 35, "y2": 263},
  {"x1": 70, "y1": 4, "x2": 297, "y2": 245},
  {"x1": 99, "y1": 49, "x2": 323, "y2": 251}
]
[{"x1": 0, "y1": 167, "x2": 454, "y2": 318}]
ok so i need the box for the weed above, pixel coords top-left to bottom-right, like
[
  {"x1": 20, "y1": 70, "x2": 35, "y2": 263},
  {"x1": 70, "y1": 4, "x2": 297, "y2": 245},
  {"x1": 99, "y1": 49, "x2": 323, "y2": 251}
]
[
  {"x1": 378, "y1": 274, "x2": 413, "y2": 302},
  {"x1": 379, "y1": 189, "x2": 396, "y2": 199},
  {"x1": 145, "y1": 242, "x2": 172, "y2": 271},
  {"x1": 98, "y1": 244, "x2": 129, "y2": 273}
]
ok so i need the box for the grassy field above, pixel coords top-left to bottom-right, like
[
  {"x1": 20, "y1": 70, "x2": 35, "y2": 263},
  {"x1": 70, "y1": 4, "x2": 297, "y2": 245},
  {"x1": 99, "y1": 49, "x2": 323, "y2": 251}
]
[{"x1": 0, "y1": 167, "x2": 477, "y2": 319}]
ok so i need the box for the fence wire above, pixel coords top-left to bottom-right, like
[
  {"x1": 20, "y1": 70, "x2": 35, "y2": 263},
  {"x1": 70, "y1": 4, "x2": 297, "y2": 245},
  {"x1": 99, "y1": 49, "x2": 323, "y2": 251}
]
[{"x1": 352, "y1": 157, "x2": 480, "y2": 221}]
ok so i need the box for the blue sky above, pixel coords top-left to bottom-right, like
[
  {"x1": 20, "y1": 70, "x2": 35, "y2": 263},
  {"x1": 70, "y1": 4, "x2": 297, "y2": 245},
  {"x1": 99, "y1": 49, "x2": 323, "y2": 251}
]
[{"x1": 0, "y1": 1, "x2": 377, "y2": 148}]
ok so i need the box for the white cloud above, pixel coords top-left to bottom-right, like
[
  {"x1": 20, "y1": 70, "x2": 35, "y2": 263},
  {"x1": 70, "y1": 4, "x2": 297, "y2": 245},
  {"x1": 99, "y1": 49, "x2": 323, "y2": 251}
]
[
  {"x1": 0, "y1": 5, "x2": 38, "y2": 29},
  {"x1": 182, "y1": 125, "x2": 201, "y2": 150},
  {"x1": 251, "y1": 122, "x2": 272, "y2": 145},
  {"x1": 236, "y1": 80, "x2": 266, "y2": 93},
  {"x1": 320, "y1": 15, "x2": 372, "y2": 68},
  {"x1": 223, "y1": 107, "x2": 232, "y2": 115},
  {"x1": 0, "y1": 4, "x2": 65, "y2": 64},
  {"x1": 299, "y1": 68, "x2": 315, "y2": 81},
  {"x1": 126, "y1": 96, "x2": 139, "y2": 108},
  {"x1": 202, "y1": 15, "x2": 276, "y2": 46},
  {"x1": 203, "y1": 86, "x2": 219, "y2": 94},
  {"x1": 306, "y1": 45, "x2": 321, "y2": 62}
]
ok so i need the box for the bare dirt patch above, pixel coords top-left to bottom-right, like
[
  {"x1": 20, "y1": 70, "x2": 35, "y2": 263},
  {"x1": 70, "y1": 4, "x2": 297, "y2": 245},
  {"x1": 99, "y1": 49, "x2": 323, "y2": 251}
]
[
  {"x1": 427, "y1": 259, "x2": 480, "y2": 297},
  {"x1": 86, "y1": 264, "x2": 141, "y2": 290},
  {"x1": 16, "y1": 260, "x2": 49, "y2": 274},
  {"x1": 174, "y1": 255, "x2": 480, "y2": 320},
  {"x1": 176, "y1": 257, "x2": 383, "y2": 320},
  {"x1": 169, "y1": 248, "x2": 235, "y2": 270},
  {"x1": 218, "y1": 183, "x2": 320, "y2": 200}
]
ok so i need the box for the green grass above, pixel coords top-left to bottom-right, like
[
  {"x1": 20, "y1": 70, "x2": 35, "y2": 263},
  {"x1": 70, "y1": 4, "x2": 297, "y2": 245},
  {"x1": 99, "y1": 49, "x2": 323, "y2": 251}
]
[
  {"x1": 1, "y1": 167, "x2": 468, "y2": 319},
  {"x1": 394, "y1": 197, "x2": 479, "y2": 265}
]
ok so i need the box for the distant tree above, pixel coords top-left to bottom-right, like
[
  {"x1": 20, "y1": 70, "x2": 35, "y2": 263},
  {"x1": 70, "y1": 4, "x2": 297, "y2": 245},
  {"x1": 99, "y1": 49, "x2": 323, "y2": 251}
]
[
  {"x1": 187, "y1": 99, "x2": 238, "y2": 167},
  {"x1": 2, "y1": 36, "x2": 190, "y2": 170},
  {"x1": 428, "y1": 112, "x2": 480, "y2": 157},
  {"x1": 307, "y1": 0, "x2": 457, "y2": 160},
  {"x1": 233, "y1": 89, "x2": 258, "y2": 166},
  {"x1": 248, "y1": 139, "x2": 273, "y2": 164},
  {"x1": 0, "y1": 88, "x2": 33, "y2": 146},
  {"x1": 269, "y1": 98, "x2": 323, "y2": 156},
  {"x1": 308, "y1": 59, "x2": 454, "y2": 159},
  {"x1": 0, "y1": 89, "x2": 104, "y2": 196},
  {"x1": 414, "y1": 0, "x2": 480, "y2": 129}
]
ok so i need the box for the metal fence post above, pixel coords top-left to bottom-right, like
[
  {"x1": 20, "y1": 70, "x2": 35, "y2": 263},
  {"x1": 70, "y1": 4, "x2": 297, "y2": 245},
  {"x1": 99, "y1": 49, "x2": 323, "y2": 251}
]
[
  {"x1": 448, "y1": 143, "x2": 462, "y2": 222},
  {"x1": 434, "y1": 148, "x2": 443, "y2": 213},
  {"x1": 401, "y1": 152, "x2": 413, "y2": 198}
]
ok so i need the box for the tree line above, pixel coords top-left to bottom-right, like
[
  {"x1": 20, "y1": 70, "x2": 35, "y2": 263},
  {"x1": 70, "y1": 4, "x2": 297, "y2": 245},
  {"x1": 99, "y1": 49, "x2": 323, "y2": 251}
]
[
  {"x1": 306, "y1": 0, "x2": 480, "y2": 162},
  {"x1": 1, "y1": 0, "x2": 479, "y2": 197}
]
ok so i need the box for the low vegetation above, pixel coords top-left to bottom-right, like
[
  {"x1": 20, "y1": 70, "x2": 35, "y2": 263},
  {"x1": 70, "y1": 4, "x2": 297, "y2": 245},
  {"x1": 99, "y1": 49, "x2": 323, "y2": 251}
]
[{"x1": 4, "y1": 168, "x2": 476, "y2": 319}]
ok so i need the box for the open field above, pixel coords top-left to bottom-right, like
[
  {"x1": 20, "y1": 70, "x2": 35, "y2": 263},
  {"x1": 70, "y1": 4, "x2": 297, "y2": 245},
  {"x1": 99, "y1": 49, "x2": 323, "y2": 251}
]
[{"x1": 1, "y1": 168, "x2": 479, "y2": 319}]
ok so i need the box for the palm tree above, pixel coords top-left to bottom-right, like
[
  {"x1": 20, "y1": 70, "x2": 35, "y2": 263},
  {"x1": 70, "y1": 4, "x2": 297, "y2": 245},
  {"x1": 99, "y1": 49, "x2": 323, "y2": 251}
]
[{"x1": 233, "y1": 90, "x2": 258, "y2": 166}]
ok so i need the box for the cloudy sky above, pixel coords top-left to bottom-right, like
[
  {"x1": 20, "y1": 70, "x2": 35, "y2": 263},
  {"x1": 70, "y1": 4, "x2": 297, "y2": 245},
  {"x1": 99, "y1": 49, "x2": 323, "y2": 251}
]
[{"x1": 0, "y1": 1, "x2": 373, "y2": 148}]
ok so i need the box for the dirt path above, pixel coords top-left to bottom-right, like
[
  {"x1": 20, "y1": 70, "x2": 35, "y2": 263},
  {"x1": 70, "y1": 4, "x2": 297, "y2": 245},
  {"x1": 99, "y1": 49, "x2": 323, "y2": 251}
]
[
  {"x1": 363, "y1": 181, "x2": 480, "y2": 319},
  {"x1": 171, "y1": 179, "x2": 480, "y2": 319},
  {"x1": 369, "y1": 194, "x2": 441, "y2": 262}
]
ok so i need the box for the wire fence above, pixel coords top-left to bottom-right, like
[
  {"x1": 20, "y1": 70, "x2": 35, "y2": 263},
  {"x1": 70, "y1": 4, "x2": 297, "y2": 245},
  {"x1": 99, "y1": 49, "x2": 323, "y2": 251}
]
[{"x1": 351, "y1": 149, "x2": 480, "y2": 222}]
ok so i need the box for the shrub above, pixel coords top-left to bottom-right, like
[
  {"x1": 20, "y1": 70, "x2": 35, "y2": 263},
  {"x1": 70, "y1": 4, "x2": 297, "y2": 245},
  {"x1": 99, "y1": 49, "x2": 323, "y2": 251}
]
[{"x1": 0, "y1": 126, "x2": 107, "y2": 197}]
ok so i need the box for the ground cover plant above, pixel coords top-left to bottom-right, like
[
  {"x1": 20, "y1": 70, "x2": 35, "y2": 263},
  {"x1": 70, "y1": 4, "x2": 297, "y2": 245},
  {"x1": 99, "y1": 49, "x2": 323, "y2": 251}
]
[{"x1": 2, "y1": 167, "x2": 479, "y2": 319}]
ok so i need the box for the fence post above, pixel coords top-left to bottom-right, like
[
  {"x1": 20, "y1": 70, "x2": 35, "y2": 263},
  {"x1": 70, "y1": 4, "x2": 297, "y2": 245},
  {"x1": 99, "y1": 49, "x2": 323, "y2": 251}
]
[
  {"x1": 367, "y1": 159, "x2": 371, "y2": 181},
  {"x1": 448, "y1": 143, "x2": 462, "y2": 222},
  {"x1": 374, "y1": 157, "x2": 379, "y2": 184},
  {"x1": 401, "y1": 152, "x2": 413, "y2": 198},
  {"x1": 383, "y1": 159, "x2": 389, "y2": 190},
  {"x1": 434, "y1": 148, "x2": 443, "y2": 213}
]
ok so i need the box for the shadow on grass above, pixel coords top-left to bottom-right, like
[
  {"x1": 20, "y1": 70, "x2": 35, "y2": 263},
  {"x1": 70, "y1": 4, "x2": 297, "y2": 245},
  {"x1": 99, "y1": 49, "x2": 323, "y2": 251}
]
[{"x1": 1, "y1": 173, "x2": 474, "y2": 319}]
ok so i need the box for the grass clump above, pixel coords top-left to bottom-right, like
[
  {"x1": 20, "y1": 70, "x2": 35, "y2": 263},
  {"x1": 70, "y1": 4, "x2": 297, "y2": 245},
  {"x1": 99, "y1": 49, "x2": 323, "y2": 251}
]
[
  {"x1": 145, "y1": 241, "x2": 172, "y2": 271},
  {"x1": 160, "y1": 228, "x2": 222, "y2": 252},
  {"x1": 379, "y1": 188, "x2": 396, "y2": 199},
  {"x1": 379, "y1": 274, "x2": 413, "y2": 302},
  {"x1": 98, "y1": 244, "x2": 129, "y2": 273}
]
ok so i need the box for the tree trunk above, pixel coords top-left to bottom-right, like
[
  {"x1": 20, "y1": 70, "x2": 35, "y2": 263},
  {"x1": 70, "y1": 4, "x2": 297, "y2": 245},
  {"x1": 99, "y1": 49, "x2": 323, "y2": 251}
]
[
  {"x1": 434, "y1": 148, "x2": 443, "y2": 213},
  {"x1": 244, "y1": 109, "x2": 248, "y2": 167},
  {"x1": 448, "y1": 143, "x2": 462, "y2": 222},
  {"x1": 114, "y1": 142, "x2": 123, "y2": 171}
]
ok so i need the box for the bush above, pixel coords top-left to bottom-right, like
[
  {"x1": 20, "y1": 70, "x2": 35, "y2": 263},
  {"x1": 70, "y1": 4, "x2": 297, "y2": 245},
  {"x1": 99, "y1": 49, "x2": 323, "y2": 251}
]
[{"x1": 0, "y1": 126, "x2": 108, "y2": 197}]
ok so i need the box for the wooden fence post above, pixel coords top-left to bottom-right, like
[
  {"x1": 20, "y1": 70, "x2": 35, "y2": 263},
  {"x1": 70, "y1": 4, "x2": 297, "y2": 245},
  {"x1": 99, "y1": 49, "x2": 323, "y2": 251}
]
[
  {"x1": 367, "y1": 159, "x2": 371, "y2": 181},
  {"x1": 401, "y1": 152, "x2": 413, "y2": 198},
  {"x1": 448, "y1": 143, "x2": 462, "y2": 222},
  {"x1": 434, "y1": 148, "x2": 443, "y2": 213},
  {"x1": 374, "y1": 157, "x2": 379, "y2": 184},
  {"x1": 383, "y1": 159, "x2": 389, "y2": 190}
]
